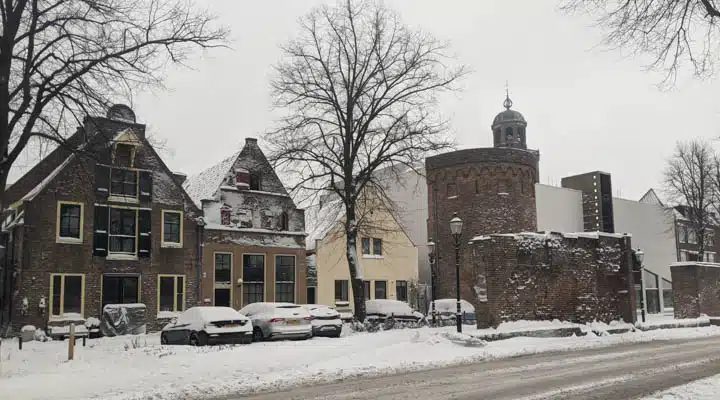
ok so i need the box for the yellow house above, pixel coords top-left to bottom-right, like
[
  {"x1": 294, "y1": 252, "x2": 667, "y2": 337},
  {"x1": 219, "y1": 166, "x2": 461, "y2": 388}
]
[{"x1": 307, "y1": 197, "x2": 419, "y2": 312}]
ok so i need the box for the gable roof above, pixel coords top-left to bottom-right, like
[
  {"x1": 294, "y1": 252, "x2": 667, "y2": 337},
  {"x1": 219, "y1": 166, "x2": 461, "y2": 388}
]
[
  {"x1": 183, "y1": 150, "x2": 240, "y2": 208},
  {"x1": 639, "y1": 188, "x2": 665, "y2": 206}
]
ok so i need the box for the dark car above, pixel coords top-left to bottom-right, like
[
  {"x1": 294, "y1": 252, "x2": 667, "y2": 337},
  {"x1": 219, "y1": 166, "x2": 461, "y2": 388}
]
[{"x1": 160, "y1": 306, "x2": 253, "y2": 346}]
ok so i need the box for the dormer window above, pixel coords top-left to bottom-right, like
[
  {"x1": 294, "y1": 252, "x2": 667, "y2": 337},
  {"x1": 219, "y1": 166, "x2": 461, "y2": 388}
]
[
  {"x1": 249, "y1": 173, "x2": 260, "y2": 190},
  {"x1": 114, "y1": 143, "x2": 135, "y2": 168}
]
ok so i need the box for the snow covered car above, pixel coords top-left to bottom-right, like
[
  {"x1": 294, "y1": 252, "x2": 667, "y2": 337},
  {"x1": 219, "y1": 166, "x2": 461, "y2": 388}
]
[
  {"x1": 238, "y1": 302, "x2": 312, "y2": 341},
  {"x1": 428, "y1": 299, "x2": 476, "y2": 325},
  {"x1": 365, "y1": 299, "x2": 423, "y2": 323},
  {"x1": 334, "y1": 301, "x2": 355, "y2": 322},
  {"x1": 160, "y1": 306, "x2": 252, "y2": 346},
  {"x1": 300, "y1": 304, "x2": 343, "y2": 337}
]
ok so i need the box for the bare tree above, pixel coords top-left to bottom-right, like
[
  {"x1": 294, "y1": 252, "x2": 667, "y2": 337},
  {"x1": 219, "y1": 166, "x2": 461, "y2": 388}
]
[
  {"x1": 266, "y1": 0, "x2": 465, "y2": 320},
  {"x1": 562, "y1": 0, "x2": 720, "y2": 87},
  {"x1": 664, "y1": 140, "x2": 715, "y2": 260},
  {"x1": 0, "y1": 0, "x2": 228, "y2": 208}
]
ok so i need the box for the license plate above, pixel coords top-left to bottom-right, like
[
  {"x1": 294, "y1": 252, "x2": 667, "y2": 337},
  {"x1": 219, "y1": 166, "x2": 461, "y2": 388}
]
[
  {"x1": 286, "y1": 320, "x2": 300, "y2": 325},
  {"x1": 321, "y1": 326, "x2": 336, "y2": 331}
]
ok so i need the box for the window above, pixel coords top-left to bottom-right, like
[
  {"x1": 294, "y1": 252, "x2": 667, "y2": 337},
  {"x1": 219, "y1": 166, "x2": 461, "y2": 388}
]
[
  {"x1": 280, "y1": 212, "x2": 289, "y2": 231},
  {"x1": 110, "y1": 168, "x2": 138, "y2": 198},
  {"x1": 158, "y1": 275, "x2": 185, "y2": 312},
  {"x1": 50, "y1": 274, "x2": 84, "y2": 317},
  {"x1": 706, "y1": 232, "x2": 715, "y2": 247},
  {"x1": 643, "y1": 269, "x2": 660, "y2": 314},
  {"x1": 662, "y1": 279, "x2": 673, "y2": 310},
  {"x1": 396, "y1": 280, "x2": 408, "y2": 302},
  {"x1": 213, "y1": 253, "x2": 232, "y2": 313},
  {"x1": 374, "y1": 280, "x2": 387, "y2": 299},
  {"x1": 114, "y1": 143, "x2": 134, "y2": 168},
  {"x1": 162, "y1": 210, "x2": 182, "y2": 246},
  {"x1": 109, "y1": 208, "x2": 136, "y2": 254},
  {"x1": 447, "y1": 183, "x2": 457, "y2": 198},
  {"x1": 680, "y1": 250, "x2": 688, "y2": 262},
  {"x1": 275, "y1": 256, "x2": 296, "y2": 302},
  {"x1": 505, "y1": 126, "x2": 514, "y2": 141},
  {"x1": 373, "y1": 238, "x2": 383, "y2": 256},
  {"x1": 249, "y1": 173, "x2": 260, "y2": 190},
  {"x1": 221, "y1": 207, "x2": 231, "y2": 226},
  {"x1": 243, "y1": 254, "x2": 265, "y2": 305},
  {"x1": 57, "y1": 202, "x2": 83, "y2": 242},
  {"x1": 363, "y1": 280, "x2": 371, "y2": 300},
  {"x1": 688, "y1": 229, "x2": 697, "y2": 244},
  {"x1": 334, "y1": 280, "x2": 348, "y2": 301},
  {"x1": 361, "y1": 238, "x2": 371, "y2": 255},
  {"x1": 679, "y1": 226, "x2": 688, "y2": 243},
  {"x1": 102, "y1": 275, "x2": 139, "y2": 308}
]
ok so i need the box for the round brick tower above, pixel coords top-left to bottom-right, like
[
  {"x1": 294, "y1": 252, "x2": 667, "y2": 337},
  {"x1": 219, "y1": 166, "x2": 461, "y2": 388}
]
[{"x1": 426, "y1": 92, "x2": 540, "y2": 298}]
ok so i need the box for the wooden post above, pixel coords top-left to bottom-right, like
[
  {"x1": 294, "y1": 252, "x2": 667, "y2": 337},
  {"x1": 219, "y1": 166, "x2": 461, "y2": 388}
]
[
  {"x1": 18, "y1": 336, "x2": 22, "y2": 350},
  {"x1": 68, "y1": 323, "x2": 75, "y2": 361}
]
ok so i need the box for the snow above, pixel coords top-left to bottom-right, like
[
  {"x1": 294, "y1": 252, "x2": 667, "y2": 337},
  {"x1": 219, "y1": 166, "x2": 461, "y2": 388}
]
[
  {"x1": 3, "y1": 325, "x2": 720, "y2": 400},
  {"x1": 671, "y1": 261, "x2": 720, "y2": 268},
  {"x1": 183, "y1": 151, "x2": 240, "y2": 208},
  {"x1": 641, "y1": 374, "x2": 720, "y2": 399},
  {"x1": 20, "y1": 325, "x2": 36, "y2": 332},
  {"x1": 366, "y1": 299, "x2": 416, "y2": 317},
  {"x1": 430, "y1": 299, "x2": 475, "y2": 313},
  {"x1": 156, "y1": 311, "x2": 180, "y2": 319},
  {"x1": 636, "y1": 314, "x2": 710, "y2": 329},
  {"x1": 49, "y1": 313, "x2": 85, "y2": 322},
  {"x1": 22, "y1": 155, "x2": 76, "y2": 201}
]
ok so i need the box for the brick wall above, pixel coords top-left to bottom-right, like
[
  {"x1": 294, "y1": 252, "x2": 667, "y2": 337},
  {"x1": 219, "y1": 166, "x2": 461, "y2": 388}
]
[
  {"x1": 464, "y1": 232, "x2": 635, "y2": 328},
  {"x1": 670, "y1": 262, "x2": 720, "y2": 318}
]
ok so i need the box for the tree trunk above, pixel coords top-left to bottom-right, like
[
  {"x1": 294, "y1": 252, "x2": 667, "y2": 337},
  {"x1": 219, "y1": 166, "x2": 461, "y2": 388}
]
[{"x1": 345, "y1": 205, "x2": 366, "y2": 321}]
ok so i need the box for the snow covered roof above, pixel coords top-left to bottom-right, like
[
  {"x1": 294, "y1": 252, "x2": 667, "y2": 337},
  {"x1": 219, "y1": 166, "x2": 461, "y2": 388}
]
[
  {"x1": 471, "y1": 231, "x2": 630, "y2": 242},
  {"x1": 305, "y1": 200, "x2": 344, "y2": 251},
  {"x1": 183, "y1": 151, "x2": 240, "y2": 208}
]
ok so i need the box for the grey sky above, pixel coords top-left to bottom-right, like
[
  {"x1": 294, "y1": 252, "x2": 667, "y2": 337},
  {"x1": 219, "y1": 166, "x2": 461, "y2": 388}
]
[{"x1": 15, "y1": 0, "x2": 720, "y2": 201}]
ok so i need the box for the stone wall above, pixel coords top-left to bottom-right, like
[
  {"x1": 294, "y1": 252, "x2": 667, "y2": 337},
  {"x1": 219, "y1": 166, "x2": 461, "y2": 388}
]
[
  {"x1": 670, "y1": 262, "x2": 720, "y2": 318},
  {"x1": 464, "y1": 232, "x2": 635, "y2": 328}
]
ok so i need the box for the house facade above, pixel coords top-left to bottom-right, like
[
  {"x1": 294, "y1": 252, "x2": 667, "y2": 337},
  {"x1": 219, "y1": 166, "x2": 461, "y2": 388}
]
[
  {"x1": 672, "y1": 205, "x2": 720, "y2": 264},
  {"x1": 307, "y1": 197, "x2": 419, "y2": 311},
  {"x1": 183, "y1": 138, "x2": 307, "y2": 309},
  {"x1": 0, "y1": 105, "x2": 201, "y2": 333}
]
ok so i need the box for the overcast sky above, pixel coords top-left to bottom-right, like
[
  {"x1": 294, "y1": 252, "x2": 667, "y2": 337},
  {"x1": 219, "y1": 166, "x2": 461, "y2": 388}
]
[{"x1": 16, "y1": 0, "x2": 720, "y2": 201}]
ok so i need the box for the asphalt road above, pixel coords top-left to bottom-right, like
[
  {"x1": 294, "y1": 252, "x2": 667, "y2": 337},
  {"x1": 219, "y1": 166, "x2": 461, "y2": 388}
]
[{"x1": 230, "y1": 335, "x2": 720, "y2": 400}]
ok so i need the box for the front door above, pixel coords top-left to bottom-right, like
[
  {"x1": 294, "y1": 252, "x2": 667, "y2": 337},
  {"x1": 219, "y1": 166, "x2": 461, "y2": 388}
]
[{"x1": 102, "y1": 275, "x2": 140, "y2": 308}]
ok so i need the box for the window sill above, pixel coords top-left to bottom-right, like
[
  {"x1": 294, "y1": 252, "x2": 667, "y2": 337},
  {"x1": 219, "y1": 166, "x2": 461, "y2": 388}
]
[
  {"x1": 161, "y1": 242, "x2": 183, "y2": 249},
  {"x1": 108, "y1": 196, "x2": 139, "y2": 204},
  {"x1": 56, "y1": 237, "x2": 83, "y2": 245},
  {"x1": 362, "y1": 254, "x2": 385, "y2": 259},
  {"x1": 157, "y1": 311, "x2": 180, "y2": 319},
  {"x1": 106, "y1": 253, "x2": 139, "y2": 261}
]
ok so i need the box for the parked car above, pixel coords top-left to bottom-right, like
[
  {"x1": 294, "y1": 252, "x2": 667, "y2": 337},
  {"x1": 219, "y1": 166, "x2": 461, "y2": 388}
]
[
  {"x1": 300, "y1": 304, "x2": 343, "y2": 338},
  {"x1": 428, "y1": 299, "x2": 477, "y2": 325},
  {"x1": 160, "y1": 306, "x2": 252, "y2": 346},
  {"x1": 238, "y1": 302, "x2": 313, "y2": 341},
  {"x1": 334, "y1": 301, "x2": 355, "y2": 322},
  {"x1": 365, "y1": 299, "x2": 423, "y2": 323}
]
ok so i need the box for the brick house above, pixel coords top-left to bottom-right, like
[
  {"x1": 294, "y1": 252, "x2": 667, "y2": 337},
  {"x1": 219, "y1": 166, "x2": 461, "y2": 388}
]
[
  {"x1": 673, "y1": 205, "x2": 720, "y2": 263},
  {"x1": 183, "y1": 138, "x2": 307, "y2": 309},
  {"x1": 0, "y1": 104, "x2": 201, "y2": 334}
]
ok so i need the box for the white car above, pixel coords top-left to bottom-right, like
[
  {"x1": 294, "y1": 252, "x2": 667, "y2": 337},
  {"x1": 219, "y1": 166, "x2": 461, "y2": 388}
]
[
  {"x1": 428, "y1": 299, "x2": 477, "y2": 325},
  {"x1": 238, "y1": 302, "x2": 313, "y2": 341},
  {"x1": 161, "y1": 306, "x2": 252, "y2": 346},
  {"x1": 300, "y1": 304, "x2": 343, "y2": 338}
]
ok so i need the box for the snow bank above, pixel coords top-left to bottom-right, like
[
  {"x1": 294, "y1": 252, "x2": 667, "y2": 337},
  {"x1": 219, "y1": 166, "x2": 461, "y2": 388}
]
[
  {"x1": 2, "y1": 325, "x2": 720, "y2": 400},
  {"x1": 641, "y1": 373, "x2": 720, "y2": 399}
]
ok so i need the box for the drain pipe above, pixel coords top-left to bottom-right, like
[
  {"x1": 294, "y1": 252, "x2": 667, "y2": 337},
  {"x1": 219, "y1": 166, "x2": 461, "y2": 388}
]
[{"x1": 196, "y1": 220, "x2": 205, "y2": 306}]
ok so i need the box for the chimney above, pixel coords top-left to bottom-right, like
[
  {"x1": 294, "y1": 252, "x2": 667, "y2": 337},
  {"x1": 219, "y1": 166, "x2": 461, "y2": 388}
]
[
  {"x1": 245, "y1": 137, "x2": 258, "y2": 145},
  {"x1": 173, "y1": 172, "x2": 187, "y2": 185}
]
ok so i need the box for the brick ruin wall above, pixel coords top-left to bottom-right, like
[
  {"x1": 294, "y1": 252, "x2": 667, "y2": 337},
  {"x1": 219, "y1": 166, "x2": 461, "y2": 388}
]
[{"x1": 671, "y1": 262, "x2": 720, "y2": 318}]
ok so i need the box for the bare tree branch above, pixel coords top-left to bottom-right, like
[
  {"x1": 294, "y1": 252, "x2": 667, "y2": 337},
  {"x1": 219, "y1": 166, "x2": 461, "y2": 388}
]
[{"x1": 266, "y1": 0, "x2": 466, "y2": 320}]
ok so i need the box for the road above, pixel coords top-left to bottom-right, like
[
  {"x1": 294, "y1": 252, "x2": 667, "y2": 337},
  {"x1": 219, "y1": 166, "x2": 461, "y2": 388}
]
[{"x1": 228, "y1": 335, "x2": 720, "y2": 400}]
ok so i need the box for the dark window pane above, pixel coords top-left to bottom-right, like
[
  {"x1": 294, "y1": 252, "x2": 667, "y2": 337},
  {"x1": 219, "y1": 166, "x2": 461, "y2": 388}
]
[
  {"x1": 363, "y1": 281, "x2": 371, "y2": 300},
  {"x1": 243, "y1": 282, "x2": 264, "y2": 305},
  {"x1": 59, "y1": 204, "x2": 82, "y2": 239},
  {"x1": 275, "y1": 256, "x2": 295, "y2": 282},
  {"x1": 275, "y1": 282, "x2": 295, "y2": 303},
  {"x1": 102, "y1": 276, "x2": 139, "y2": 307},
  {"x1": 396, "y1": 280, "x2": 408, "y2": 302},
  {"x1": 109, "y1": 236, "x2": 135, "y2": 253},
  {"x1": 373, "y1": 239, "x2": 382, "y2": 255},
  {"x1": 374, "y1": 280, "x2": 386, "y2": 300},
  {"x1": 334, "y1": 280, "x2": 348, "y2": 301},
  {"x1": 249, "y1": 173, "x2": 260, "y2": 190},
  {"x1": 215, "y1": 288, "x2": 230, "y2": 307},
  {"x1": 159, "y1": 277, "x2": 175, "y2": 311},
  {"x1": 215, "y1": 253, "x2": 232, "y2": 283},
  {"x1": 163, "y1": 212, "x2": 181, "y2": 243},
  {"x1": 52, "y1": 275, "x2": 62, "y2": 315},
  {"x1": 361, "y1": 238, "x2": 370, "y2": 255},
  {"x1": 243, "y1": 254, "x2": 264, "y2": 282},
  {"x1": 110, "y1": 169, "x2": 138, "y2": 197},
  {"x1": 63, "y1": 275, "x2": 83, "y2": 314},
  {"x1": 115, "y1": 144, "x2": 133, "y2": 167}
]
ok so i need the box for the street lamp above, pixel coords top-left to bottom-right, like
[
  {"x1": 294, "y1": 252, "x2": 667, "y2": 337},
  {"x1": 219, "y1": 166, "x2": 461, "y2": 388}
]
[
  {"x1": 450, "y1": 213, "x2": 463, "y2": 333},
  {"x1": 427, "y1": 239, "x2": 437, "y2": 326},
  {"x1": 633, "y1": 248, "x2": 646, "y2": 323}
]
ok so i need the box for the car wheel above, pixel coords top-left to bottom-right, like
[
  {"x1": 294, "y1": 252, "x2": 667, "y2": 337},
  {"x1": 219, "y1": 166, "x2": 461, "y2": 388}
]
[
  {"x1": 242, "y1": 335, "x2": 252, "y2": 345},
  {"x1": 332, "y1": 332, "x2": 342, "y2": 338},
  {"x1": 189, "y1": 332, "x2": 207, "y2": 346},
  {"x1": 252, "y1": 327, "x2": 264, "y2": 342},
  {"x1": 160, "y1": 332, "x2": 169, "y2": 345}
]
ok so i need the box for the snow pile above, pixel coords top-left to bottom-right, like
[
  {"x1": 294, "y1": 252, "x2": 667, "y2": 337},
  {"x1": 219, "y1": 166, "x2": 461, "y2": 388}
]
[
  {"x1": 20, "y1": 325, "x2": 36, "y2": 332},
  {"x1": 642, "y1": 374, "x2": 720, "y2": 399},
  {"x1": 2, "y1": 325, "x2": 720, "y2": 400},
  {"x1": 636, "y1": 315, "x2": 710, "y2": 330}
]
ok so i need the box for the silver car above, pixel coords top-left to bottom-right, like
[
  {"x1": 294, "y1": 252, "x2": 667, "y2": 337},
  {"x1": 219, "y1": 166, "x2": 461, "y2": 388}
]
[{"x1": 238, "y1": 302, "x2": 313, "y2": 341}]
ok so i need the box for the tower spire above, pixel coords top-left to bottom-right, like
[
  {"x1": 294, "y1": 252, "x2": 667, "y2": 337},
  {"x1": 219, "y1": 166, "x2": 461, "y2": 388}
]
[{"x1": 503, "y1": 81, "x2": 513, "y2": 110}]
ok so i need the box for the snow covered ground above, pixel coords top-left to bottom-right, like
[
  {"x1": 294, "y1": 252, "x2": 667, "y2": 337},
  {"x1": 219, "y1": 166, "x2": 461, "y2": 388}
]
[
  {"x1": 642, "y1": 374, "x2": 720, "y2": 400},
  {"x1": 2, "y1": 323, "x2": 720, "y2": 400}
]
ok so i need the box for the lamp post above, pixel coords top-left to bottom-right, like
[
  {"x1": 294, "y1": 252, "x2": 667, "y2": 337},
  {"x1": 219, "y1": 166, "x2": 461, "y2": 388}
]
[
  {"x1": 450, "y1": 213, "x2": 463, "y2": 333},
  {"x1": 634, "y1": 249, "x2": 646, "y2": 323},
  {"x1": 428, "y1": 240, "x2": 437, "y2": 326}
]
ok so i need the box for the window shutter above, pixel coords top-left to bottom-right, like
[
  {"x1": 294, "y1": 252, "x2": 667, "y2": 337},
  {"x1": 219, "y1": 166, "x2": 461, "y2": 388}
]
[
  {"x1": 93, "y1": 206, "x2": 109, "y2": 257},
  {"x1": 95, "y1": 165, "x2": 110, "y2": 198},
  {"x1": 138, "y1": 209, "x2": 152, "y2": 258},
  {"x1": 139, "y1": 171, "x2": 153, "y2": 202}
]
